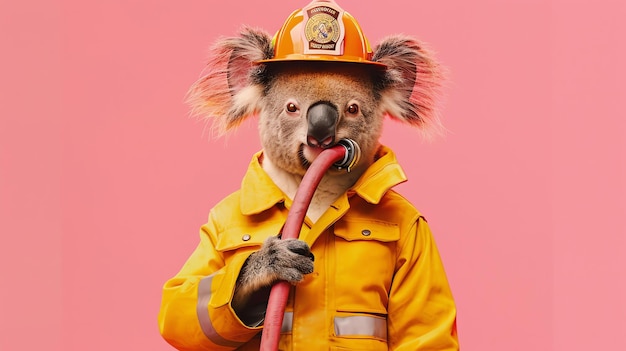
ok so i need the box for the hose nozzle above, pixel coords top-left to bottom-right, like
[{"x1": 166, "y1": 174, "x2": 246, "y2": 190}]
[{"x1": 333, "y1": 139, "x2": 361, "y2": 172}]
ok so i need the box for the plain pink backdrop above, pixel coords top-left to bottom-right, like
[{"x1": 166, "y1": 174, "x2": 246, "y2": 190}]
[{"x1": 1, "y1": 0, "x2": 625, "y2": 350}]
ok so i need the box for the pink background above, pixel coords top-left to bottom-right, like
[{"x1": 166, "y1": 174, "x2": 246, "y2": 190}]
[{"x1": 1, "y1": 0, "x2": 625, "y2": 350}]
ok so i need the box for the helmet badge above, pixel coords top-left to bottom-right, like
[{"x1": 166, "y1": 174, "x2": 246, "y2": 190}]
[{"x1": 302, "y1": 1, "x2": 346, "y2": 56}]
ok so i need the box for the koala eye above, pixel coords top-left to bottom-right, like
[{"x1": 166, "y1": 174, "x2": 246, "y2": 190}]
[
  {"x1": 286, "y1": 102, "x2": 299, "y2": 113},
  {"x1": 347, "y1": 103, "x2": 359, "y2": 115}
]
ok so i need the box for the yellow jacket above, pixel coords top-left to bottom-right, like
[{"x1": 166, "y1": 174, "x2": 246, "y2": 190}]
[{"x1": 158, "y1": 146, "x2": 459, "y2": 350}]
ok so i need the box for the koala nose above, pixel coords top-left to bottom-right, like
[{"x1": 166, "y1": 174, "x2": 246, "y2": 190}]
[{"x1": 307, "y1": 101, "x2": 338, "y2": 148}]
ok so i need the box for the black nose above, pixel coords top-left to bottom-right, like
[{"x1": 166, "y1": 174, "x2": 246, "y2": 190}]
[{"x1": 307, "y1": 101, "x2": 338, "y2": 148}]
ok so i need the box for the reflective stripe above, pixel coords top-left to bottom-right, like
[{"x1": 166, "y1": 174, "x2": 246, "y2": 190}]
[
  {"x1": 196, "y1": 275, "x2": 244, "y2": 348},
  {"x1": 281, "y1": 311, "x2": 293, "y2": 333},
  {"x1": 280, "y1": 313, "x2": 387, "y2": 340},
  {"x1": 334, "y1": 315, "x2": 388, "y2": 341}
]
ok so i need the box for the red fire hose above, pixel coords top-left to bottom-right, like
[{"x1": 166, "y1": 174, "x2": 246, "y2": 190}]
[{"x1": 259, "y1": 139, "x2": 360, "y2": 351}]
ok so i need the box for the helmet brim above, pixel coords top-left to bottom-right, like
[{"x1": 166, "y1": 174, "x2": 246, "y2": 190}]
[{"x1": 257, "y1": 55, "x2": 387, "y2": 69}]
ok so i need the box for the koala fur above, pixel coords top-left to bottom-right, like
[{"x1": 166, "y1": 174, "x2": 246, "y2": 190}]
[{"x1": 186, "y1": 26, "x2": 444, "y2": 319}]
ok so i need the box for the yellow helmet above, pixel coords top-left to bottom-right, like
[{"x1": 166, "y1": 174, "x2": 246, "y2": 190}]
[{"x1": 258, "y1": 0, "x2": 385, "y2": 67}]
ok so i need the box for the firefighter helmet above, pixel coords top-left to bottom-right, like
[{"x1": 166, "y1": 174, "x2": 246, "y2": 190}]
[{"x1": 258, "y1": 0, "x2": 385, "y2": 67}]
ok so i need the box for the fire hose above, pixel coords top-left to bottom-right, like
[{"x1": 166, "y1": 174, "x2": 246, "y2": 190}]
[{"x1": 259, "y1": 139, "x2": 361, "y2": 351}]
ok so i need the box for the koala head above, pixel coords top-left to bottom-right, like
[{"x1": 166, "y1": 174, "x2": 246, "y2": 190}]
[{"x1": 187, "y1": 24, "x2": 443, "y2": 178}]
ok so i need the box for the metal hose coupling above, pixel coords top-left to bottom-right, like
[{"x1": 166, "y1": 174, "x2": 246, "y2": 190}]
[{"x1": 333, "y1": 139, "x2": 361, "y2": 172}]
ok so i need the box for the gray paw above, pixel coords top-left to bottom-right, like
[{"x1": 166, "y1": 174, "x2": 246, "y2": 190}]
[
  {"x1": 238, "y1": 236, "x2": 314, "y2": 289},
  {"x1": 232, "y1": 236, "x2": 314, "y2": 314}
]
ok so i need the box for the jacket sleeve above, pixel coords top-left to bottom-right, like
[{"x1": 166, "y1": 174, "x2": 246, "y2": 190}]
[
  {"x1": 387, "y1": 216, "x2": 459, "y2": 351},
  {"x1": 158, "y1": 210, "x2": 261, "y2": 351}
]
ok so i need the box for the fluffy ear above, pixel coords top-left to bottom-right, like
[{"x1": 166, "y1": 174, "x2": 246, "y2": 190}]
[
  {"x1": 186, "y1": 26, "x2": 273, "y2": 134},
  {"x1": 372, "y1": 35, "x2": 445, "y2": 134}
]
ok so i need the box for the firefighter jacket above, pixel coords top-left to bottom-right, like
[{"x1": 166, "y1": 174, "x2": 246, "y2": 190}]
[{"x1": 158, "y1": 145, "x2": 459, "y2": 350}]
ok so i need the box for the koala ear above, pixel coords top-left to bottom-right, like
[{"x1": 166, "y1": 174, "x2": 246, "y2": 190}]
[
  {"x1": 186, "y1": 26, "x2": 273, "y2": 134},
  {"x1": 372, "y1": 35, "x2": 445, "y2": 134}
]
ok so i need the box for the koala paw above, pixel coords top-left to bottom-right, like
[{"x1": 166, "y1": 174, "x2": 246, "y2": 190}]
[
  {"x1": 233, "y1": 236, "x2": 314, "y2": 309},
  {"x1": 246, "y1": 236, "x2": 314, "y2": 285}
]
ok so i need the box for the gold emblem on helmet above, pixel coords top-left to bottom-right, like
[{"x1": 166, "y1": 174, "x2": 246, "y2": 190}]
[
  {"x1": 302, "y1": 4, "x2": 345, "y2": 54},
  {"x1": 305, "y1": 11, "x2": 340, "y2": 49}
]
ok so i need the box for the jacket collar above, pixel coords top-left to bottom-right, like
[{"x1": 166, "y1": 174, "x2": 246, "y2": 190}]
[
  {"x1": 240, "y1": 145, "x2": 407, "y2": 215},
  {"x1": 350, "y1": 145, "x2": 408, "y2": 204}
]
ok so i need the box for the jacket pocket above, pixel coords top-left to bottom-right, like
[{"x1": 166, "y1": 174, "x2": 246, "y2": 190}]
[
  {"x1": 215, "y1": 221, "x2": 284, "y2": 252},
  {"x1": 333, "y1": 219, "x2": 399, "y2": 315}
]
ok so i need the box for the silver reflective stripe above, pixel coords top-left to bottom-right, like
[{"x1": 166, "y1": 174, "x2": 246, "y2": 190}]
[
  {"x1": 196, "y1": 275, "x2": 244, "y2": 348},
  {"x1": 281, "y1": 311, "x2": 293, "y2": 333},
  {"x1": 334, "y1": 315, "x2": 388, "y2": 341}
]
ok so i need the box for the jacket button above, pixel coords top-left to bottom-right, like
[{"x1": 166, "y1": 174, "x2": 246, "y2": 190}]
[
  {"x1": 242, "y1": 234, "x2": 251, "y2": 241},
  {"x1": 361, "y1": 229, "x2": 371, "y2": 236}
]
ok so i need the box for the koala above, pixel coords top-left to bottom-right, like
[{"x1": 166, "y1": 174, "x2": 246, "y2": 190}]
[
  {"x1": 159, "y1": 2, "x2": 458, "y2": 350},
  {"x1": 186, "y1": 26, "x2": 443, "y2": 311}
]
